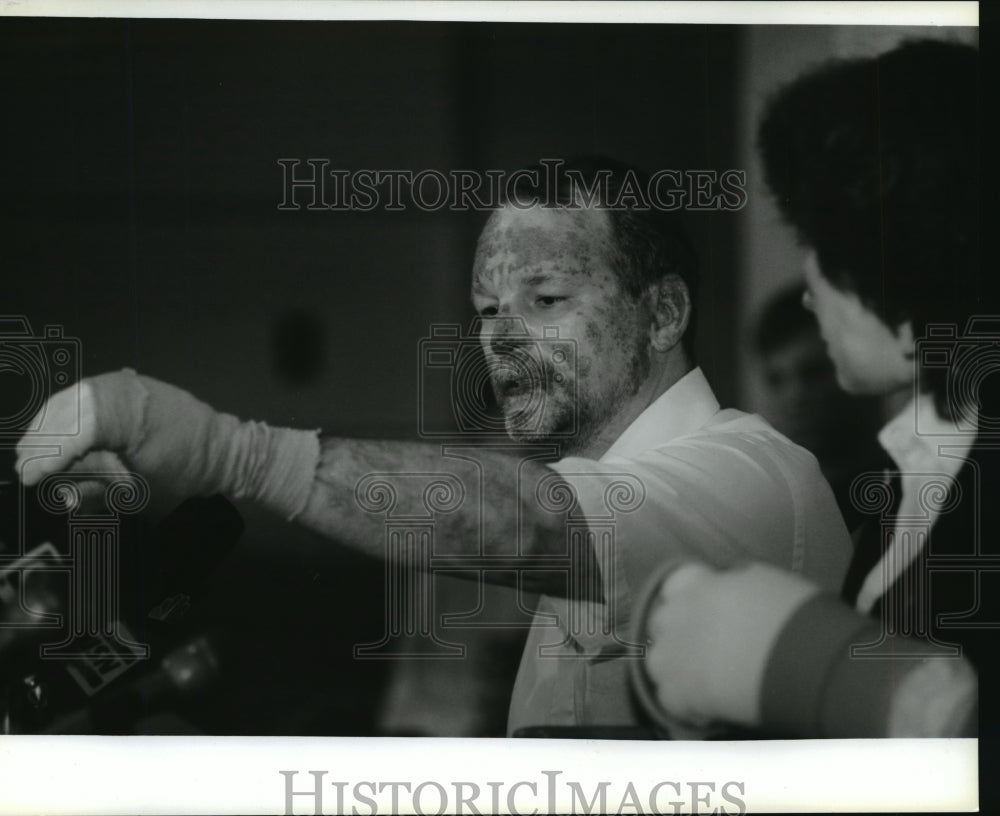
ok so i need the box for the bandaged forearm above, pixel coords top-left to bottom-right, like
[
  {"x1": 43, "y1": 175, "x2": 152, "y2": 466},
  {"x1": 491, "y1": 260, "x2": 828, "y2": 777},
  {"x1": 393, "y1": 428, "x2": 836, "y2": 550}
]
[
  {"x1": 636, "y1": 561, "x2": 978, "y2": 737},
  {"x1": 46, "y1": 371, "x2": 579, "y2": 589},
  {"x1": 90, "y1": 370, "x2": 320, "y2": 520},
  {"x1": 759, "y1": 591, "x2": 977, "y2": 737}
]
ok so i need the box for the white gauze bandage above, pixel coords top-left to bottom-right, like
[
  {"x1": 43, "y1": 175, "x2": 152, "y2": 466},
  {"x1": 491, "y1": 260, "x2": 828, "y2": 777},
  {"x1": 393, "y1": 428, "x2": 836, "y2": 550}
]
[{"x1": 90, "y1": 369, "x2": 320, "y2": 520}]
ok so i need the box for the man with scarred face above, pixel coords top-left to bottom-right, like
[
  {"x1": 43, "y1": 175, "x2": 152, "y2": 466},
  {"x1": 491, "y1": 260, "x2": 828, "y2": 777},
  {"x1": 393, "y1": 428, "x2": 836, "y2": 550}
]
[
  {"x1": 472, "y1": 195, "x2": 690, "y2": 457},
  {"x1": 17, "y1": 157, "x2": 851, "y2": 735}
]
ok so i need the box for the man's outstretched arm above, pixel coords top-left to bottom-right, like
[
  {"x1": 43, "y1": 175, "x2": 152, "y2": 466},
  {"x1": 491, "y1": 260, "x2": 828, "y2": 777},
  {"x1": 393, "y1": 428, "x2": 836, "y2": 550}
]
[
  {"x1": 299, "y1": 436, "x2": 576, "y2": 578},
  {"x1": 16, "y1": 370, "x2": 585, "y2": 595}
]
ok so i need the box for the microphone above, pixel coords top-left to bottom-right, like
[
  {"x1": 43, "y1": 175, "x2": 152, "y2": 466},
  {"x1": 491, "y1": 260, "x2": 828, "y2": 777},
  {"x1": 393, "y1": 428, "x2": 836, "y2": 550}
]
[
  {"x1": 0, "y1": 558, "x2": 63, "y2": 682},
  {"x1": 0, "y1": 488, "x2": 243, "y2": 733},
  {"x1": 42, "y1": 630, "x2": 227, "y2": 734}
]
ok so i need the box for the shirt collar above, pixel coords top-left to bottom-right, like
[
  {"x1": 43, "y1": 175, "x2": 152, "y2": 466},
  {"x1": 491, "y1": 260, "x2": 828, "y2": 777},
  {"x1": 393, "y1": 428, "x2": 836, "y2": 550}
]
[
  {"x1": 601, "y1": 367, "x2": 722, "y2": 462},
  {"x1": 878, "y1": 392, "x2": 976, "y2": 477}
]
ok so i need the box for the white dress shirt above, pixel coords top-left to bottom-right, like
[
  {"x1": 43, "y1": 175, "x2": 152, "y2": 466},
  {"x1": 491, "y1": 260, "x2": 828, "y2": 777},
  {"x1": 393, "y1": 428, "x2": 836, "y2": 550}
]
[
  {"x1": 506, "y1": 367, "x2": 852, "y2": 734},
  {"x1": 855, "y1": 393, "x2": 976, "y2": 614}
]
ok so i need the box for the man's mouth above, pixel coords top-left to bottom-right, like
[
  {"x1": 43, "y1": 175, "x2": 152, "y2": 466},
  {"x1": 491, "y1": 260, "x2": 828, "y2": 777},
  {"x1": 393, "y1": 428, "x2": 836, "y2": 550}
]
[
  {"x1": 489, "y1": 358, "x2": 545, "y2": 400},
  {"x1": 492, "y1": 373, "x2": 537, "y2": 400}
]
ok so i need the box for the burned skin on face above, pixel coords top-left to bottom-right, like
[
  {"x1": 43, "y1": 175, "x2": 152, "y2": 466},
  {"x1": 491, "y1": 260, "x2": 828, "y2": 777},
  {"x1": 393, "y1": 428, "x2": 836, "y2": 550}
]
[
  {"x1": 472, "y1": 208, "x2": 609, "y2": 294},
  {"x1": 585, "y1": 307, "x2": 649, "y2": 386},
  {"x1": 472, "y1": 206, "x2": 650, "y2": 450}
]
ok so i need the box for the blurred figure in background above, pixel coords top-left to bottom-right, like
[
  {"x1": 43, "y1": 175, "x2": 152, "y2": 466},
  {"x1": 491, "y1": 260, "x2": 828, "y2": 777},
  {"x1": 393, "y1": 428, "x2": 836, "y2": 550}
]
[{"x1": 753, "y1": 284, "x2": 884, "y2": 530}]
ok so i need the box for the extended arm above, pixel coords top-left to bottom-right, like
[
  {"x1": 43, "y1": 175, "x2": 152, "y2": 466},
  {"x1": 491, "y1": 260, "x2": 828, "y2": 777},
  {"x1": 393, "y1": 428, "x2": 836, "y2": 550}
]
[
  {"x1": 633, "y1": 561, "x2": 978, "y2": 737},
  {"x1": 16, "y1": 371, "x2": 586, "y2": 595},
  {"x1": 299, "y1": 436, "x2": 575, "y2": 576}
]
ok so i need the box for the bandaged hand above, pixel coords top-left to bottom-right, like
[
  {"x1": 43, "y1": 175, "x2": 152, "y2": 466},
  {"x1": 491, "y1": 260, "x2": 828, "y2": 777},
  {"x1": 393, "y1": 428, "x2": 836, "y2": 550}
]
[
  {"x1": 638, "y1": 561, "x2": 820, "y2": 730},
  {"x1": 15, "y1": 369, "x2": 320, "y2": 520},
  {"x1": 635, "y1": 560, "x2": 978, "y2": 738}
]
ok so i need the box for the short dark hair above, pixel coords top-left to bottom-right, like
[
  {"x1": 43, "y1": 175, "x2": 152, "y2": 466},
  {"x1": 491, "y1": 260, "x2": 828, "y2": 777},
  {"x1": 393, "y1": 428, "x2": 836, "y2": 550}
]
[
  {"x1": 757, "y1": 40, "x2": 980, "y2": 413},
  {"x1": 503, "y1": 156, "x2": 701, "y2": 354}
]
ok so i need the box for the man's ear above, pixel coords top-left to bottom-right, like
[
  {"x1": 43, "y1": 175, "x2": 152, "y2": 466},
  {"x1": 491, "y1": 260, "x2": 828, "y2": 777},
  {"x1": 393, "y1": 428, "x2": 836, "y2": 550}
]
[{"x1": 648, "y1": 274, "x2": 691, "y2": 353}]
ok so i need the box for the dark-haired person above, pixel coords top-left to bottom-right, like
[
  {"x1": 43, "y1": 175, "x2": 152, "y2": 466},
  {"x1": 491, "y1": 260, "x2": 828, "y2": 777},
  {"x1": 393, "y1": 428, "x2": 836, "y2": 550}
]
[
  {"x1": 637, "y1": 40, "x2": 992, "y2": 744},
  {"x1": 16, "y1": 158, "x2": 850, "y2": 735}
]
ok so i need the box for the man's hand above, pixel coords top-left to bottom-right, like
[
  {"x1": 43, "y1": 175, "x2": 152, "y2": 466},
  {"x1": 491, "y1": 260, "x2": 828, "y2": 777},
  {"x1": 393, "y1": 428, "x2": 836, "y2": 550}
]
[
  {"x1": 638, "y1": 561, "x2": 978, "y2": 737},
  {"x1": 640, "y1": 561, "x2": 820, "y2": 728},
  {"x1": 15, "y1": 370, "x2": 320, "y2": 519},
  {"x1": 17, "y1": 371, "x2": 209, "y2": 491}
]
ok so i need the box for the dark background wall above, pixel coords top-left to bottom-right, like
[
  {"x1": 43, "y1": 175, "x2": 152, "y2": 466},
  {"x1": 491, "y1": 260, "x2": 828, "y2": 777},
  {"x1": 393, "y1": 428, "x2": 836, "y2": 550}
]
[{"x1": 1, "y1": 18, "x2": 740, "y2": 734}]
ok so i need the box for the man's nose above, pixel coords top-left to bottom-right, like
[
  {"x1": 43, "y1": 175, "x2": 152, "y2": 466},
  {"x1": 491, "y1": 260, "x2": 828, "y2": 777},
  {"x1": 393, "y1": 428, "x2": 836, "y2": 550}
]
[{"x1": 482, "y1": 315, "x2": 533, "y2": 354}]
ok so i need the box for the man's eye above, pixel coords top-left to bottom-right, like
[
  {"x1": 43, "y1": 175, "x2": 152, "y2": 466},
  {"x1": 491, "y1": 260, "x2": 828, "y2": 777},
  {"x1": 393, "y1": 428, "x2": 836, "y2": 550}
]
[
  {"x1": 536, "y1": 296, "x2": 566, "y2": 307},
  {"x1": 479, "y1": 305, "x2": 499, "y2": 316}
]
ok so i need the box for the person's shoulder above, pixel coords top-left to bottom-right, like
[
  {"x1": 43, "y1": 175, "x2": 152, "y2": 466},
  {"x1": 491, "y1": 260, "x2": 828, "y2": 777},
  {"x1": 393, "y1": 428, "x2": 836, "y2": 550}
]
[
  {"x1": 548, "y1": 409, "x2": 824, "y2": 484},
  {"x1": 679, "y1": 409, "x2": 816, "y2": 456},
  {"x1": 699, "y1": 407, "x2": 782, "y2": 435},
  {"x1": 642, "y1": 408, "x2": 832, "y2": 485}
]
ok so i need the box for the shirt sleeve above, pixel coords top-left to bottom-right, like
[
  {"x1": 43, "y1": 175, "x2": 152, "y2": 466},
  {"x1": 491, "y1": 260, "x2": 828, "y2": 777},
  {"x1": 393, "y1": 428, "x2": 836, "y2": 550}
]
[{"x1": 547, "y1": 428, "x2": 851, "y2": 639}]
